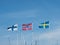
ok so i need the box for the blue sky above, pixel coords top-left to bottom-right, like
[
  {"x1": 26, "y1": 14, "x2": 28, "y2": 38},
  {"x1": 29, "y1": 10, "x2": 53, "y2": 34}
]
[{"x1": 0, "y1": 0, "x2": 60, "y2": 45}]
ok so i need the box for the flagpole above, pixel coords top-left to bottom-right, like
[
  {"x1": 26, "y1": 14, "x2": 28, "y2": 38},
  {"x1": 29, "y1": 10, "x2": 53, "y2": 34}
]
[
  {"x1": 56, "y1": 40, "x2": 58, "y2": 45},
  {"x1": 24, "y1": 40, "x2": 27, "y2": 45},
  {"x1": 35, "y1": 40, "x2": 37, "y2": 45},
  {"x1": 8, "y1": 37, "x2": 11, "y2": 45},
  {"x1": 16, "y1": 24, "x2": 18, "y2": 45},
  {"x1": 31, "y1": 40, "x2": 33, "y2": 45},
  {"x1": 17, "y1": 31, "x2": 18, "y2": 45},
  {"x1": 20, "y1": 28, "x2": 22, "y2": 45},
  {"x1": 7, "y1": 30, "x2": 11, "y2": 45},
  {"x1": 31, "y1": 42, "x2": 32, "y2": 45},
  {"x1": 32, "y1": 23, "x2": 34, "y2": 45}
]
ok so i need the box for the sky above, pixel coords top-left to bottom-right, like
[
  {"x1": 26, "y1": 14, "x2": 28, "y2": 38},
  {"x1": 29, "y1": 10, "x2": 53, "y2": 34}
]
[{"x1": 0, "y1": 0, "x2": 60, "y2": 45}]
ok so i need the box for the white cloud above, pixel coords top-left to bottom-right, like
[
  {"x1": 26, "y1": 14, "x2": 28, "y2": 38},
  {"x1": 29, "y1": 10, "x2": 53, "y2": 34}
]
[
  {"x1": 38, "y1": 28, "x2": 60, "y2": 40},
  {"x1": 1, "y1": 28, "x2": 60, "y2": 45}
]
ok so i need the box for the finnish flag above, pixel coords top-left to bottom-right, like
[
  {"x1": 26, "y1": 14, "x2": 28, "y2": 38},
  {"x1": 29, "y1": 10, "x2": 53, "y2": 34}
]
[{"x1": 7, "y1": 24, "x2": 18, "y2": 31}]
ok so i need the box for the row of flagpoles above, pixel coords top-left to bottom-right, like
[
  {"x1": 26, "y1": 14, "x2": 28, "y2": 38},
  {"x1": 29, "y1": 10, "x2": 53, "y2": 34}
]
[
  {"x1": 7, "y1": 21, "x2": 49, "y2": 45},
  {"x1": 7, "y1": 38, "x2": 59, "y2": 45},
  {"x1": 6, "y1": 20, "x2": 59, "y2": 45},
  {"x1": 7, "y1": 21, "x2": 49, "y2": 31}
]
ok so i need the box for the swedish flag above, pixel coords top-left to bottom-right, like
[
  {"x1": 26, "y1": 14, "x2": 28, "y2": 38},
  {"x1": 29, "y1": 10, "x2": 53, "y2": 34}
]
[{"x1": 39, "y1": 21, "x2": 49, "y2": 29}]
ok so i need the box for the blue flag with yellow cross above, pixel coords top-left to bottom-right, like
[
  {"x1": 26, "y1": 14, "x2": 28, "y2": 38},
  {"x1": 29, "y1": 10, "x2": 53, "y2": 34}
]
[{"x1": 39, "y1": 21, "x2": 49, "y2": 29}]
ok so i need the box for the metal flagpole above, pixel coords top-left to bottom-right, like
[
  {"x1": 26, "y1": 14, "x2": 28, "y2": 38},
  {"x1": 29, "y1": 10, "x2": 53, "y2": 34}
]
[
  {"x1": 32, "y1": 23, "x2": 33, "y2": 45},
  {"x1": 14, "y1": 24, "x2": 18, "y2": 45},
  {"x1": 8, "y1": 37, "x2": 11, "y2": 45},
  {"x1": 35, "y1": 40, "x2": 37, "y2": 45},
  {"x1": 17, "y1": 29, "x2": 21, "y2": 45},
  {"x1": 31, "y1": 43, "x2": 32, "y2": 45},
  {"x1": 17, "y1": 31, "x2": 18, "y2": 45},
  {"x1": 31, "y1": 42, "x2": 32, "y2": 45},
  {"x1": 15, "y1": 24, "x2": 18, "y2": 45},
  {"x1": 24, "y1": 40, "x2": 27, "y2": 45},
  {"x1": 56, "y1": 40, "x2": 58, "y2": 45}
]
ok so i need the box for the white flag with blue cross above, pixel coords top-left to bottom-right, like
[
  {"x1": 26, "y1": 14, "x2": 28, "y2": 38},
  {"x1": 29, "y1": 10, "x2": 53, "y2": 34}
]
[{"x1": 7, "y1": 24, "x2": 18, "y2": 31}]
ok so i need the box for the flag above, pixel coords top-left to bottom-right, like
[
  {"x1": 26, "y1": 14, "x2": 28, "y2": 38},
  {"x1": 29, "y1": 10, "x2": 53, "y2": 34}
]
[
  {"x1": 22, "y1": 23, "x2": 32, "y2": 30},
  {"x1": 39, "y1": 21, "x2": 49, "y2": 29},
  {"x1": 7, "y1": 24, "x2": 18, "y2": 31}
]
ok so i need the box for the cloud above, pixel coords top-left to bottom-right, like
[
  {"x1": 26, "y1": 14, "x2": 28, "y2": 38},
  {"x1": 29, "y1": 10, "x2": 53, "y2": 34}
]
[
  {"x1": 0, "y1": 28, "x2": 60, "y2": 45},
  {"x1": 38, "y1": 28, "x2": 60, "y2": 40}
]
